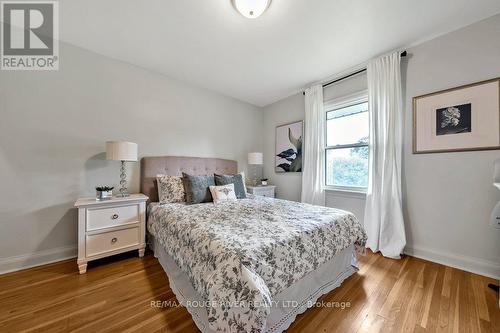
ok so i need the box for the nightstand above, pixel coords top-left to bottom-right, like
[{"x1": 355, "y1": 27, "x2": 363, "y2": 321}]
[
  {"x1": 74, "y1": 194, "x2": 148, "y2": 274},
  {"x1": 247, "y1": 185, "x2": 276, "y2": 198}
]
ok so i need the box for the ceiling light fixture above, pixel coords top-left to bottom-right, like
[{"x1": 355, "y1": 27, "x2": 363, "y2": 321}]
[{"x1": 232, "y1": 0, "x2": 271, "y2": 19}]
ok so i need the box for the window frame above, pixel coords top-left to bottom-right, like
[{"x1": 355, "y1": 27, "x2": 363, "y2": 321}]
[{"x1": 324, "y1": 90, "x2": 369, "y2": 193}]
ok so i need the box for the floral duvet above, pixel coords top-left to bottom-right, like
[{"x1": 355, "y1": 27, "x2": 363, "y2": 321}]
[{"x1": 148, "y1": 195, "x2": 366, "y2": 333}]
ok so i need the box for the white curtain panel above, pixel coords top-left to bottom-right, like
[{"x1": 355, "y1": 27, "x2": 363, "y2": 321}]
[
  {"x1": 301, "y1": 84, "x2": 325, "y2": 206},
  {"x1": 364, "y1": 52, "x2": 406, "y2": 259}
]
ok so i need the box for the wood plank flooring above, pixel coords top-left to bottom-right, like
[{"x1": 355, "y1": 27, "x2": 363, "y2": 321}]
[{"x1": 0, "y1": 250, "x2": 498, "y2": 333}]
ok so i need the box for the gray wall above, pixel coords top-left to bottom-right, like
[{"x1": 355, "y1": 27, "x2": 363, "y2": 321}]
[
  {"x1": 402, "y1": 15, "x2": 500, "y2": 277},
  {"x1": 263, "y1": 15, "x2": 500, "y2": 278},
  {"x1": 0, "y1": 42, "x2": 263, "y2": 272},
  {"x1": 263, "y1": 94, "x2": 304, "y2": 201}
]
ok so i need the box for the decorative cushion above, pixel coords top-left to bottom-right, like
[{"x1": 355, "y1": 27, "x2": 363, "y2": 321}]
[
  {"x1": 209, "y1": 184, "x2": 237, "y2": 204},
  {"x1": 156, "y1": 175, "x2": 185, "y2": 204},
  {"x1": 182, "y1": 173, "x2": 215, "y2": 204},
  {"x1": 214, "y1": 173, "x2": 247, "y2": 199}
]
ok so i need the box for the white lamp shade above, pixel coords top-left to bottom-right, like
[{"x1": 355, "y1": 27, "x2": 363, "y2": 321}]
[
  {"x1": 233, "y1": 0, "x2": 271, "y2": 19},
  {"x1": 106, "y1": 141, "x2": 138, "y2": 161},
  {"x1": 248, "y1": 152, "x2": 263, "y2": 165}
]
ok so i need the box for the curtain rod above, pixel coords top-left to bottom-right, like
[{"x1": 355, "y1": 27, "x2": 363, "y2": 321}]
[{"x1": 303, "y1": 51, "x2": 407, "y2": 95}]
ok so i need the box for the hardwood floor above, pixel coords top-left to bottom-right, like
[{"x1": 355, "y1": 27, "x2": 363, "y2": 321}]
[{"x1": 0, "y1": 250, "x2": 498, "y2": 333}]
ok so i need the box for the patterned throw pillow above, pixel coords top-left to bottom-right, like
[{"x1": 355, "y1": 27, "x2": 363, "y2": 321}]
[
  {"x1": 156, "y1": 175, "x2": 186, "y2": 204},
  {"x1": 214, "y1": 173, "x2": 247, "y2": 199},
  {"x1": 209, "y1": 184, "x2": 237, "y2": 204},
  {"x1": 182, "y1": 173, "x2": 216, "y2": 204}
]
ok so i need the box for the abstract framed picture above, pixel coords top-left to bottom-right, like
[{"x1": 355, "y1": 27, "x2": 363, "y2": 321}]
[
  {"x1": 275, "y1": 120, "x2": 303, "y2": 173},
  {"x1": 413, "y1": 77, "x2": 500, "y2": 154}
]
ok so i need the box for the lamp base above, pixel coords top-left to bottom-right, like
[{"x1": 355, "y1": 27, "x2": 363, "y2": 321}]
[{"x1": 118, "y1": 160, "x2": 130, "y2": 198}]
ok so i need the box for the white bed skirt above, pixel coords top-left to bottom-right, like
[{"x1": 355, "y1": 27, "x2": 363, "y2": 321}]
[{"x1": 149, "y1": 235, "x2": 358, "y2": 333}]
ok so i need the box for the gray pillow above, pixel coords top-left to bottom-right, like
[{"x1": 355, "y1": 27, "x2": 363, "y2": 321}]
[
  {"x1": 214, "y1": 173, "x2": 247, "y2": 199},
  {"x1": 182, "y1": 173, "x2": 215, "y2": 204}
]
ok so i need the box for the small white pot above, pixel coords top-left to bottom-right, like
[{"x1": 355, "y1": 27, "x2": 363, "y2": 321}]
[{"x1": 96, "y1": 190, "x2": 113, "y2": 201}]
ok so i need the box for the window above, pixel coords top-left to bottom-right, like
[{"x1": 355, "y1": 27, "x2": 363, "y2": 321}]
[{"x1": 325, "y1": 93, "x2": 369, "y2": 191}]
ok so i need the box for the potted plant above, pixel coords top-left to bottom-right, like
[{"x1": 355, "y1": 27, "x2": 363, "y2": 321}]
[
  {"x1": 261, "y1": 178, "x2": 269, "y2": 186},
  {"x1": 96, "y1": 186, "x2": 114, "y2": 201}
]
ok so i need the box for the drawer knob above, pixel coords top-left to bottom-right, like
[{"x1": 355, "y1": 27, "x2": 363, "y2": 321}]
[
  {"x1": 111, "y1": 214, "x2": 119, "y2": 220},
  {"x1": 111, "y1": 237, "x2": 118, "y2": 244}
]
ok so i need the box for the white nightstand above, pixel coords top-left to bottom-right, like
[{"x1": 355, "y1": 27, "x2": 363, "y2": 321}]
[
  {"x1": 74, "y1": 194, "x2": 148, "y2": 274},
  {"x1": 247, "y1": 185, "x2": 276, "y2": 198}
]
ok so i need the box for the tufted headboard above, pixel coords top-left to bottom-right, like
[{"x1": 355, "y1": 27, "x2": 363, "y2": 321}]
[{"x1": 140, "y1": 156, "x2": 238, "y2": 202}]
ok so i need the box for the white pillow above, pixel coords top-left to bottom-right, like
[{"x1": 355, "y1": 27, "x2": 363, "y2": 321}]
[{"x1": 209, "y1": 183, "x2": 237, "y2": 204}]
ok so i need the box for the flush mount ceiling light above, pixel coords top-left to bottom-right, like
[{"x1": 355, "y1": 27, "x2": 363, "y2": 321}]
[{"x1": 232, "y1": 0, "x2": 271, "y2": 19}]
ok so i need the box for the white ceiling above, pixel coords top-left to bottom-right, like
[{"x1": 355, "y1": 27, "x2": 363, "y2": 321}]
[{"x1": 59, "y1": 0, "x2": 500, "y2": 107}]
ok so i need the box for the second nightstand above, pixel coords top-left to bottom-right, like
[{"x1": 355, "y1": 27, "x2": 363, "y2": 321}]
[
  {"x1": 74, "y1": 194, "x2": 148, "y2": 274},
  {"x1": 247, "y1": 185, "x2": 276, "y2": 198}
]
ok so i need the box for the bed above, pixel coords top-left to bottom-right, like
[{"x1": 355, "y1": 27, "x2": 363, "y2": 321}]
[{"x1": 141, "y1": 156, "x2": 367, "y2": 333}]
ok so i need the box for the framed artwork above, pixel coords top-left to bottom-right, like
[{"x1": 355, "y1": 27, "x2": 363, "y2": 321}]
[
  {"x1": 275, "y1": 120, "x2": 303, "y2": 173},
  {"x1": 413, "y1": 77, "x2": 500, "y2": 154}
]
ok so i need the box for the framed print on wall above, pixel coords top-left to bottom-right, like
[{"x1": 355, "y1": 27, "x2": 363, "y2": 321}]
[
  {"x1": 275, "y1": 120, "x2": 303, "y2": 172},
  {"x1": 413, "y1": 77, "x2": 500, "y2": 154}
]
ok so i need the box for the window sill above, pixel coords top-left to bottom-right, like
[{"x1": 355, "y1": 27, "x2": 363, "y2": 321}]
[{"x1": 324, "y1": 187, "x2": 367, "y2": 199}]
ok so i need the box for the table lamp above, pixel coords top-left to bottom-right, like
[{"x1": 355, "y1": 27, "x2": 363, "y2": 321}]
[
  {"x1": 248, "y1": 152, "x2": 263, "y2": 186},
  {"x1": 106, "y1": 141, "x2": 138, "y2": 197}
]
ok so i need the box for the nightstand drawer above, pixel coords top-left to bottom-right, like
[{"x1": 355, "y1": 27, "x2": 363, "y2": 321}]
[
  {"x1": 257, "y1": 189, "x2": 274, "y2": 197},
  {"x1": 87, "y1": 205, "x2": 139, "y2": 231},
  {"x1": 86, "y1": 227, "x2": 140, "y2": 257},
  {"x1": 250, "y1": 187, "x2": 275, "y2": 197}
]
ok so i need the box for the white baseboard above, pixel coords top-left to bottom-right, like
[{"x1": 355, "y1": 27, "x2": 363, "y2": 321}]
[
  {"x1": 404, "y1": 245, "x2": 500, "y2": 280},
  {"x1": 0, "y1": 245, "x2": 77, "y2": 275}
]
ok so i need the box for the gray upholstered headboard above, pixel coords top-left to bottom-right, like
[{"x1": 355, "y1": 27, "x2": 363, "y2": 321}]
[{"x1": 140, "y1": 156, "x2": 238, "y2": 202}]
